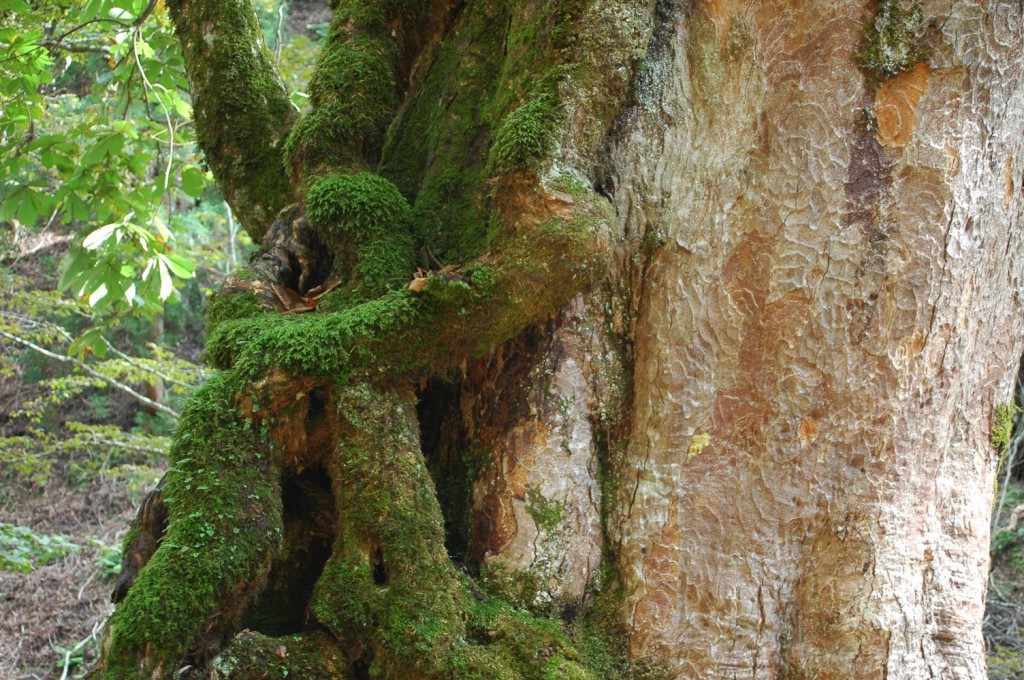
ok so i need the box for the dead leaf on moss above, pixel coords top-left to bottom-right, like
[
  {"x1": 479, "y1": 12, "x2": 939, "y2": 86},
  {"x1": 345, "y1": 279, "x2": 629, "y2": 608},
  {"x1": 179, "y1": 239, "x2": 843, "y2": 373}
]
[{"x1": 273, "y1": 276, "x2": 345, "y2": 313}]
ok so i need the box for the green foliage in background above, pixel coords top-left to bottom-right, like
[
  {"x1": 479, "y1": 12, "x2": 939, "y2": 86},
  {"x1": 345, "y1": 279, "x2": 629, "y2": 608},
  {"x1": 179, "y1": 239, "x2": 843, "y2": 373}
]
[
  {"x1": 0, "y1": 0, "x2": 322, "y2": 452},
  {"x1": 0, "y1": 521, "x2": 79, "y2": 572},
  {"x1": 0, "y1": 0, "x2": 304, "y2": 342},
  {"x1": 0, "y1": 0, "x2": 205, "y2": 330}
]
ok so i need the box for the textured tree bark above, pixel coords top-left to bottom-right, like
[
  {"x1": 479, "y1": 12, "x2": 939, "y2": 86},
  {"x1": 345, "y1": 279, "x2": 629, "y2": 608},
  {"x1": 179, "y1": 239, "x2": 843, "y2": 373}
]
[
  {"x1": 605, "y1": 1, "x2": 1024, "y2": 677},
  {"x1": 94, "y1": 0, "x2": 1024, "y2": 678}
]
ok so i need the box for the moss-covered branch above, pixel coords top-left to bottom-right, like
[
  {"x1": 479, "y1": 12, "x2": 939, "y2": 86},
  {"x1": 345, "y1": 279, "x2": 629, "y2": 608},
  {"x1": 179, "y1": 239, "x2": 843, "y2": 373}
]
[
  {"x1": 167, "y1": 0, "x2": 296, "y2": 241},
  {"x1": 204, "y1": 181, "x2": 613, "y2": 387},
  {"x1": 283, "y1": 0, "x2": 431, "y2": 181}
]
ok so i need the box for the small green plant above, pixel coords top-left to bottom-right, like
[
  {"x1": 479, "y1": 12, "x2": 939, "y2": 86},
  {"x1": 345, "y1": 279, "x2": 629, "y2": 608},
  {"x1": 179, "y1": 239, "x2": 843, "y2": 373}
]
[
  {"x1": 306, "y1": 22, "x2": 331, "y2": 39},
  {"x1": 53, "y1": 642, "x2": 88, "y2": 679},
  {"x1": 91, "y1": 539, "x2": 123, "y2": 579},
  {"x1": 0, "y1": 522, "x2": 79, "y2": 573}
]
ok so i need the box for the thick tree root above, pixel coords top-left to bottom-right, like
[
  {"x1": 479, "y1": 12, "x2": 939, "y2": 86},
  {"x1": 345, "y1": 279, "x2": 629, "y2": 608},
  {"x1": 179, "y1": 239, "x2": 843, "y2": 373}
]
[
  {"x1": 97, "y1": 378, "x2": 609, "y2": 678},
  {"x1": 112, "y1": 475, "x2": 167, "y2": 605},
  {"x1": 97, "y1": 377, "x2": 284, "y2": 678}
]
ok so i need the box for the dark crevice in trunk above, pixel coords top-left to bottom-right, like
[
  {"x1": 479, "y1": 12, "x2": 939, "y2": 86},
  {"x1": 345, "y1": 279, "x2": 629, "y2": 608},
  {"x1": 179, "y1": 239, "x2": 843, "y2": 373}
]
[
  {"x1": 371, "y1": 546, "x2": 388, "y2": 586},
  {"x1": 352, "y1": 656, "x2": 372, "y2": 680},
  {"x1": 417, "y1": 377, "x2": 474, "y2": 565},
  {"x1": 242, "y1": 465, "x2": 336, "y2": 636}
]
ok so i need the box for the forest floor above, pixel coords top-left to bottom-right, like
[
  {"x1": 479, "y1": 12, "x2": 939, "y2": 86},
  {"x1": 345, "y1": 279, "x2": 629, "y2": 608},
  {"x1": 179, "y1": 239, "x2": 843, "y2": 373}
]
[
  {"x1": 987, "y1": 481, "x2": 1024, "y2": 679},
  {"x1": 0, "y1": 469, "x2": 150, "y2": 679}
]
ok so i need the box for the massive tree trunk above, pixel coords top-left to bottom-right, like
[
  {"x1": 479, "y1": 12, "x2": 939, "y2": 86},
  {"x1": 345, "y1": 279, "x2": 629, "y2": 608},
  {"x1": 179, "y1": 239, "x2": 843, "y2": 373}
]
[{"x1": 93, "y1": 0, "x2": 1024, "y2": 678}]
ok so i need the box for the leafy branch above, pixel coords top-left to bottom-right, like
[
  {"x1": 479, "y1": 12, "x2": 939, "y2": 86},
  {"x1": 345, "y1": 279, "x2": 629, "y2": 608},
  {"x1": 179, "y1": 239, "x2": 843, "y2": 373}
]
[{"x1": 0, "y1": 327, "x2": 180, "y2": 418}]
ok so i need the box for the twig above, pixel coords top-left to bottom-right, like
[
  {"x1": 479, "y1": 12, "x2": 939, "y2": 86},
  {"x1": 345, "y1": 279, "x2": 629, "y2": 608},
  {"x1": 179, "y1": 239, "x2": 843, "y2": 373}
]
[
  {"x1": 275, "y1": 3, "x2": 285, "y2": 66},
  {"x1": 56, "y1": 618, "x2": 105, "y2": 680},
  {"x1": 132, "y1": 0, "x2": 159, "y2": 28},
  {"x1": 0, "y1": 311, "x2": 197, "y2": 389},
  {"x1": 51, "y1": 17, "x2": 131, "y2": 44},
  {"x1": 101, "y1": 339, "x2": 196, "y2": 389},
  {"x1": 37, "y1": 40, "x2": 111, "y2": 56},
  {"x1": 0, "y1": 328, "x2": 179, "y2": 418},
  {"x1": 226, "y1": 201, "x2": 237, "y2": 273},
  {"x1": 84, "y1": 434, "x2": 169, "y2": 457},
  {"x1": 132, "y1": 30, "x2": 174, "y2": 195},
  {"x1": 77, "y1": 564, "x2": 101, "y2": 600}
]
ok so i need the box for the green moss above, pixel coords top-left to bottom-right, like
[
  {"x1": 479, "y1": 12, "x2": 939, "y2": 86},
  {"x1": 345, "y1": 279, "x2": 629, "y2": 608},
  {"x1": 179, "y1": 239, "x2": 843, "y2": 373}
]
[
  {"x1": 527, "y1": 487, "x2": 564, "y2": 534},
  {"x1": 547, "y1": 173, "x2": 590, "y2": 197},
  {"x1": 378, "y1": 0, "x2": 592, "y2": 264},
  {"x1": 990, "y1": 645, "x2": 1024, "y2": 680},
  {"x1": 119, "y1": 524, "x2": 141, "y2": 561},
  {"x1": 858, "y1": 0, "x2": 929, "y2": 86},
  {"x1": 204, "y1": 289, "x2": 269, "y2": 339},
  {"x1": 212, "y1": 630, "x2": 349, "y2": 679},
  {"x1": 166, "y1": 0, "x2": 294, "y2": 240},
  {"x1": 478, "y1": 560, "x2": 544, "y2": 612},
  {"x1": 378, "y1": 0, "x2": 506, "y2": 264},
  {"x1": 565, "y1": 566, "x2": 669, "y2": 680},
  {"x1": 994, "y1": 402, "x2": 1017, "y2": 455},
  {"x1": 305, "y1": 171, "x2": 416, "y2": 301},
  {"x1": 306, "y1": 172, "x2": 411, "y2": 240},
  {"x1": 488, "y1": 87, "x2": 560, "y2": 175},
  {"x1": 205, "y1": 289, "x2": 422, "y2": 380},
  {"x1": 993, "y1": 402, "x2": 1018, "y2": 495},
  {"x1": 283, "y1": 13, "x2": 397, "y2": 179},
  {"x1": 100, "y1": 377, "x2": 284, "y2": 678},
  {"x1": 311, "y1": 554, "x2": 377, "y2": 634},
  {"x1": 465, "y1": 264, "x2": 497, "y2": 294}
]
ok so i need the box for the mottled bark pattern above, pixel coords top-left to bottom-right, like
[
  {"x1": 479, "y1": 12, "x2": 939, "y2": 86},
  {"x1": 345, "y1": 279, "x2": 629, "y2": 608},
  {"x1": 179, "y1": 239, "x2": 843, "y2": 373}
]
[
  {"x1": 460, "y1": 297, "x2": 623, "y2": 609},
  {"x1": 606, "y1": 0, "x2": 1024, "y2": 676}
]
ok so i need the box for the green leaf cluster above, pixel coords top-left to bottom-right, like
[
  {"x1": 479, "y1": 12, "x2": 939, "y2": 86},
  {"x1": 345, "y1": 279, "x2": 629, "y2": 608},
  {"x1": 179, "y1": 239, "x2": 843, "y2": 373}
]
[
  {"x1": 61, "y1": 214, "x2": 195, "y2": 317},
  {"x1": 0, "y1": 0, "x2": 206, "y2": 319}
]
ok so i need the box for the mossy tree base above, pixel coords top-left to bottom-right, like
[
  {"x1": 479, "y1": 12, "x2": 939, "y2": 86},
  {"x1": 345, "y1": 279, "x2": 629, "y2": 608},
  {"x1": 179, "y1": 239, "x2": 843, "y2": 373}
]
[
  {"x1": 94, "y1": 0, "x2": 660, "y2": 677},
  {"x1": 98, "y1": 374, "x2": 636, "y2": 679}
]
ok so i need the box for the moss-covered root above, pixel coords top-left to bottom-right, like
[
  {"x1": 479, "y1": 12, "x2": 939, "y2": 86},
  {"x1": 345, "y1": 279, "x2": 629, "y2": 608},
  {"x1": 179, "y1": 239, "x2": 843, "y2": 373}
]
[
  {"x1": 111, "y1": 475, "x2": 168, "y2": 605},
  {"x1": 310, "y1": 383, "x2": 596, "y2": 678},
  {"x1": 310, "y1": 383, "x2": 465, "y2": 676},
  {"x1": 97, "y1": 377, "x2": 285, "y2": 678}
]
